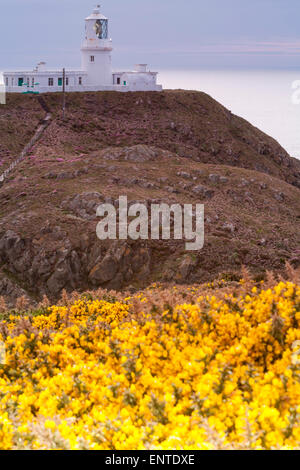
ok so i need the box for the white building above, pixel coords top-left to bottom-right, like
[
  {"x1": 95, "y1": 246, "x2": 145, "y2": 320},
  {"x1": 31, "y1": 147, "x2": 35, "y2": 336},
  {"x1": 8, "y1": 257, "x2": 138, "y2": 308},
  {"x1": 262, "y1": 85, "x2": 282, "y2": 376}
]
[{"x1": 3, "y1": 5, "x2": 162, "y2": 94}]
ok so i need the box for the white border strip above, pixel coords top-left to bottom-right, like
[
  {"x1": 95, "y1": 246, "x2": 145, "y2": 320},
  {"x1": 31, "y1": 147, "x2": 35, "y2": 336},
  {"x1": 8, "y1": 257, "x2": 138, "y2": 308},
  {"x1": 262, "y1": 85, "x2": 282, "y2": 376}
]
[{"x1": 0, "y1": 71, "x2": 6, "y2": 104}]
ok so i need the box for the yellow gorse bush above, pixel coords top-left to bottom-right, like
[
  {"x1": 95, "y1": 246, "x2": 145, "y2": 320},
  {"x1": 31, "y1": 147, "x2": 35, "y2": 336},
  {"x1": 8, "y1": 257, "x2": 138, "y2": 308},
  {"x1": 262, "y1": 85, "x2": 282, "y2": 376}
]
[{"x1": 0, "y1": 281, "x2": 299, "y2": 450}]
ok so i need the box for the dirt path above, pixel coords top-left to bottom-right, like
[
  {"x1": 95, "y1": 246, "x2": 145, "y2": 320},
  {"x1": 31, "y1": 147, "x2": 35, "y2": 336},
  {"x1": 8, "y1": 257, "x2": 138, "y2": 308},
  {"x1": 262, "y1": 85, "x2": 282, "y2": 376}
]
[{"x1": 0, "y1": 96, "x2": 52, "y2": 185}]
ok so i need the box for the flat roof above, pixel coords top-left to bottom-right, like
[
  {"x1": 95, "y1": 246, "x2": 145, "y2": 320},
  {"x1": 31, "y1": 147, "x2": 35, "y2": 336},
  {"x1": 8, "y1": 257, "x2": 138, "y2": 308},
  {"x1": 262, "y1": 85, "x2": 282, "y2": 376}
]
[
  {"x1": 4, "y1": 70, "x2": 87, "y2": 74},
  {"x1": 112, "y1": 71, "x2": 158, "y2": 75}
]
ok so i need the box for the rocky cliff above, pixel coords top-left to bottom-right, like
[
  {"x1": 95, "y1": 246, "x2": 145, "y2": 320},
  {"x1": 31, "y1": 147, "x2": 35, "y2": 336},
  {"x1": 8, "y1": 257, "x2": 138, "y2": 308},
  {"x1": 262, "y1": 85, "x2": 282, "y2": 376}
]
[{"x1": 0, "y1": 91, "x2": 299, "y2": 305}]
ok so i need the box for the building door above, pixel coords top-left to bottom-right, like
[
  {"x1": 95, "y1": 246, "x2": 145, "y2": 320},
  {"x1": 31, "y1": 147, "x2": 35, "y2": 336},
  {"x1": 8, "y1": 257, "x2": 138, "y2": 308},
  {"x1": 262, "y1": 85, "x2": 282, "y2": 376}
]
[{"x1": 18, "y1": 78, "x2": 24, "y2": 87}]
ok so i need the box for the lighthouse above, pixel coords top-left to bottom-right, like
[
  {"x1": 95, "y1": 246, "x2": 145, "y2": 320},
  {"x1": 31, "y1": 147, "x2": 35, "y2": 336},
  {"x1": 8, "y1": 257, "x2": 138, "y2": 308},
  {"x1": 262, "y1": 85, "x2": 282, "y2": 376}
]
[
  {"x1": 2, "y1": 6, "x2": 162, "y2": 93},
  {"x1": 81, "y1": 5, "x2": 113, "y2": 86}
]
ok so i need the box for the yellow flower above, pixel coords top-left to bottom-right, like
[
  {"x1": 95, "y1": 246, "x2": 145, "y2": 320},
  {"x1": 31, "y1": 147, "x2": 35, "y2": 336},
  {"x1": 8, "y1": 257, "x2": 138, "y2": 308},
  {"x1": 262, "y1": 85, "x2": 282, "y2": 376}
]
[{"x1": 44, "y1": 420, "x2": 56, "y2": 431}]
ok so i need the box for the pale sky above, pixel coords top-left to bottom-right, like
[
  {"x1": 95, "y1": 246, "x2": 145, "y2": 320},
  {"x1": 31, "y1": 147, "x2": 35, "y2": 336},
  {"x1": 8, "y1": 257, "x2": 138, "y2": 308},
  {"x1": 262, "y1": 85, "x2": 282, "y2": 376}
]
[{"x1": 1, "y1": 0, "x2": 300, "y2": 70}]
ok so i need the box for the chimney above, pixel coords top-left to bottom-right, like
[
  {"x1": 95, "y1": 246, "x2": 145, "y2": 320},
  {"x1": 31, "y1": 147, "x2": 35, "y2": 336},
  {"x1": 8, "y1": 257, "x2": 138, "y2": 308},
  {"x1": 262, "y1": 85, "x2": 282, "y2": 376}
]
[
  {"x1": 134, "y1": 64, "x2": 147, "y2": 72},
  {"x1": 36, "y1": 62, "x2": 47, "y2": 72}
]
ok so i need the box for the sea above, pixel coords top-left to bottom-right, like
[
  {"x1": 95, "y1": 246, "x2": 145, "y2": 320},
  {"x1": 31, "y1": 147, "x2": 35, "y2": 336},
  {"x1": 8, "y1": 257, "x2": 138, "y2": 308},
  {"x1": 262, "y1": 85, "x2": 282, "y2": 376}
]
[{"x1": 159, "y1": 69, "x2": 300, "y2": 160}]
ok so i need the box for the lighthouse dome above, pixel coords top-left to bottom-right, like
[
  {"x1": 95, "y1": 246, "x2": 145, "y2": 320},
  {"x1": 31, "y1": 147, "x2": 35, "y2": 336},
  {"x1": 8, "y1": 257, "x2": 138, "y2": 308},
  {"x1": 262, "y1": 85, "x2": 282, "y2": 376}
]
[{"x1": 86, "y1": 5, "x2": 108, "y2": 21}]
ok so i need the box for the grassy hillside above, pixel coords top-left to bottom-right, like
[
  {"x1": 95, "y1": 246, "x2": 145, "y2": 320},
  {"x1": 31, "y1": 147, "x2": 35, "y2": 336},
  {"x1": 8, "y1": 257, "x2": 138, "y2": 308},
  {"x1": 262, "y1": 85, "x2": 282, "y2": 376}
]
[
  {"x1": 37, "y1": 90, "x2": 300, "y2": 188},
  {"x1": 0, "y1": 95, "x2": 44, "y2": 171},
  {"x1": 0, "y1": 91, "x2": 299, "y2": 305}
]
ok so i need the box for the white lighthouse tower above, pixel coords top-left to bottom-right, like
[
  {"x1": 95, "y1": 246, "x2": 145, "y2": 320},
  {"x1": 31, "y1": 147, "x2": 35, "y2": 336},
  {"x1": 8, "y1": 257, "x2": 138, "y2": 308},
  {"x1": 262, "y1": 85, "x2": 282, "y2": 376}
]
[{"x1": 81, "y1": 5, "x2": 113, "y2": 86}]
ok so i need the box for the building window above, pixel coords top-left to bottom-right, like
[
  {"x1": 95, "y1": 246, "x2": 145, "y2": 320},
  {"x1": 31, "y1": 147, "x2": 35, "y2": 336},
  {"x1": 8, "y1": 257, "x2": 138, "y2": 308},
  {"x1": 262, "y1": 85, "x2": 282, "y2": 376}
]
[
  {"x1": 66, "y1": 77, "x2": 69, "y2": 86},
  {"x1": 18, "y1": 77, "x2": 24, "y2": 87},
  {"x1": 5, "y1": 77, "x2": 8, "y2": 87},
  {"x1": 90, "y1": 56, "x2": 95, "y2": 62},
  {"x1": 117, "y1": 77, "x2": 120, "y2": 85},
  {"x1": 79, "y1": 77, "x2": 82, "y2": 85},
  {"x1": 48, "y1": 78, "x2": 54, "y2": 86},
  {"x1": 26, "y1": 77, "x2": 30, "y2": 86},
  {"x1": 32, "y1": 78, "x2": 35, "y2": 86},
  {"x1": 58, "y1": 77, "x2": 62, "y2": 86},
  {"x1": 12, "y1": 78, "x2": 14, "y2": 86}
]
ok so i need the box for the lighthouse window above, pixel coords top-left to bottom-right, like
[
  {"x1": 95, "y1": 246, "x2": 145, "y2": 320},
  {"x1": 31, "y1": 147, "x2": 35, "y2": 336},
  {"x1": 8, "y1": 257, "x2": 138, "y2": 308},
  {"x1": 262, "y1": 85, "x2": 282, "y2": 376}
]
[
  {"x1": 90, "y1": 56, "x2": 95, "y2": 62},
  {"x1": 94, "y1": 19, "x2": 108, "y2": 39},
  {"x1": 79, "y1": 77, "x2": 82, "y2": 85},
  {"x1": 48, "y1": 78, "x2": 54, "y2": 86}
]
